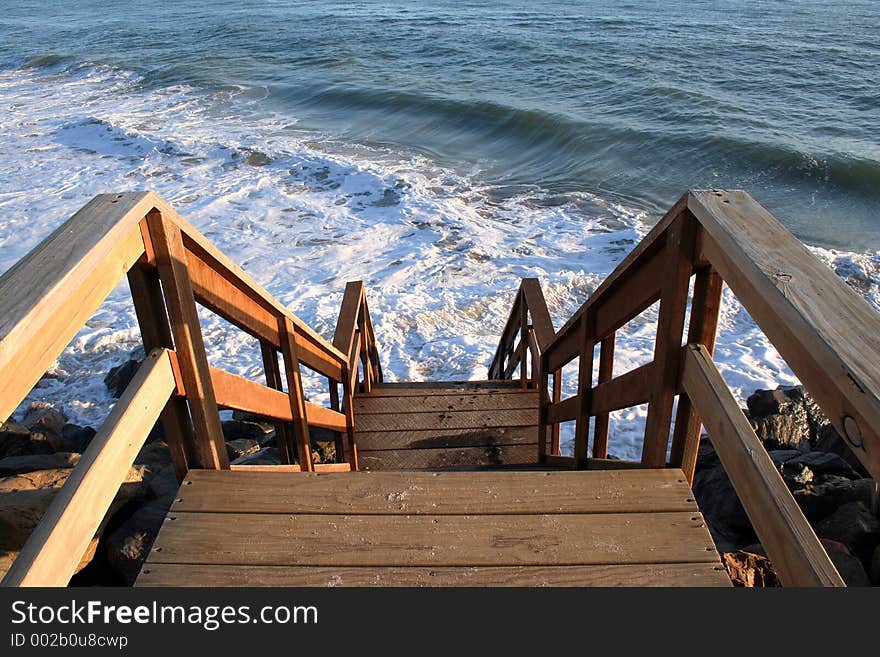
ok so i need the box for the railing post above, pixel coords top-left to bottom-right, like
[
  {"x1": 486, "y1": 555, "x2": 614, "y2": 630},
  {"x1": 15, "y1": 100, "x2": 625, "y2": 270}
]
[
  {"x1": 670, "y1": 265, "x2": 724, "y2": 482},
  {"x1": 260, "y1": 342, "x2": 294, "y2": 465},
  {"x1": 146, "y1": 210, "x2": 229, "y2": 470},
  {"x1": 519, "y1": 289, "x2": 528, "y2": 388},
  {"x1": 573, "y1": 314, "x2": 596, "y2": 468},
  {"x1": 592, "y1": 332, "x2": 615, "y2": 458},
  {"x1": 641, "y1": 215, "x2": 697, "y2": 467},
  {"x1": 278, "y1": 317, "x2": 314, "y2": 471},
  {"x1": 341, "y1": 364, "x2": 358, "y2": 470},
  {"x1": 126, "y1": 256, "x2": 193, "y2": 481}
]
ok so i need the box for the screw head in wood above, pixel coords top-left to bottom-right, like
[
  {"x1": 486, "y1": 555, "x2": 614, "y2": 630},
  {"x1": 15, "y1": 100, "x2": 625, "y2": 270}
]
[{"x1": 842, "y1": 415, "x2": 863, "y2": 449}]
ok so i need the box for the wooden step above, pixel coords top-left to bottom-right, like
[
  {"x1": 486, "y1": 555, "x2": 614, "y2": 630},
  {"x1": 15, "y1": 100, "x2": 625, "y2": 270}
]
[
  {"x1": 353, "y1": 383, "x2": 539, "y2": 470},
  {"x1": 136, "y1": 469, "x2": 731, "y2": 587}
]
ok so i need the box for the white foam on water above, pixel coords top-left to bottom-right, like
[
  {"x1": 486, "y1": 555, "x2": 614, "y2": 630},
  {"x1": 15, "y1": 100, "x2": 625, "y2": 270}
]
[{"x1": 2, "y1": 65, "x2": 878, "y2": 459}]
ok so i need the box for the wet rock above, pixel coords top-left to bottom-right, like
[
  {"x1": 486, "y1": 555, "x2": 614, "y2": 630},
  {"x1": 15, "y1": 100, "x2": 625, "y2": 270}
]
[
  {"x1": 62, "y1": 424, "x2": 96, "y2": 453},
  {"x1": 821, "y1": 539, "x2": 871, "y2": 587},
  {"x1": 0, "y1": 420, "x2": 54, "y2": 458},
  {"x1": 785, "y1": 452, "x2": 860, "y2": 480},
  {"x1": 231, "y1": 446, "x2": 280, "y2": 466},
  {"x1": 793, "y1": 476, "x2": 877, "y2": 523},
  {"x1": 226, "y1": 438, "x2": 260, "y2": 462},
  {"x1": 722, "y1": 548, "x2": 779, "y2": 587},
  {"x1": 0, "y1": 452, "x2": 80, "y2": 476},
  {"x1": 243, "y1": 151, "x2": 272, "y2": 167},
  {"x1": 23, "y1": 404, "x2": 67, "y2": 436},
  {"x1": 105, "y1": 497, "x2": 174, "y2": 586},
  {"x1": 815, "y1": 501, "x2": 880, "y2": 563},
  {"x1": 692, "y1": 464, "x2": 756, "y2": 551},
  {"x1": 104, "y1": 358, "x2": 142, "y2": 398}
]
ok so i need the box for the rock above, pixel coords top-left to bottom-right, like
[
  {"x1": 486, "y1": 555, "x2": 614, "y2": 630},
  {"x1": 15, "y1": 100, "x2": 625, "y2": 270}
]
[
  {"x1": 231, "y1": 446, "x2": 280, "y2": 466},
  {"x1": 104, "y1": 358, "x2": 142, "y2": 398},
  {"x1": 0, "y1": 467, "x2": 147, "y2": 551},
  {"x1": 769, "y1": 449, "x2": 805, "y2": 467},
  {"x1": 0, "y1": 452, "x2": 80, "y2": 476},
  {"x1": 785, "y1": 452, "x2": 860, "y2": 480},
  {"x1": 814, "y1": 425, "x2": 870, "y2": 477},
  {"x1": 105, "y1": 497, "x2": 174, "y2": 586},
  {"x1": 27, "y1": 428, "x2": 70, "y2": 453},
  {"x1": 793, "y1": 477, "x2": 877, "y2": 523},
  {"x1": 23, "y1": 404, "x2": 67, "y2": 436},
  {"x1": 0, "y1": 421, "x2": 54, "y2": 459},
  {"x1": 243, "y1": 150, "x2": 272, "y2": 167},
  {"x1": 722, "y1": 548, "x2": 779, "y2": 587},
  {"x1": 222, "y1": 420, "x2": 272, "y2": 442},
  {"x1": 695, "y1": 438, "x2": 719, "y2": 472},
  {"x1": 147, "y1": 466, "x2": 180, "y2": 501},
  {"x1": 751, "y1": 413, "x2": 811, "y2": 451},
  {"x1": 692, "y1": 465, "x2": 756, "y2": 550},
  {"x1": 815, "y1": 501, "x2": 880, "y2": 563},
  {"x1": 133, "y1": 441, "x2": 172, "y2": 473},
  {"x1": 871, "y1": 545, "x2": 880, "y2": 585},
  {"x1": 0, "y1": 550, "x2": 17, "y2": 581},
  {"x1": 820, "y1": 539, "x2": 871, "y2": 586},
  {"x1": 226, "y1": 438, "x2": 260, "y2": 461},
  {"x1": 231, "y1": 411, "x2": 276, "y2": 432},
  {"x1": 780, "y1": 461, "x2": 813, "y2": 488},
  {"x1": 61, "y1": 424, "x2": 96, "y2": 452}
]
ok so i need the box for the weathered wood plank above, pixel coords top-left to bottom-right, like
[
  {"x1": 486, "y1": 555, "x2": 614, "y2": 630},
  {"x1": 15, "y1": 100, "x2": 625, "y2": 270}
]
[
  {"x1": 354, "y1": 391, "x2": 538, "y2": 414},
  {"x1": 2, "y1": 349, "x2": 176, "y2": 586},
  {"x1": 593, "y1": 334, "x2": 616, "y2": 458},
  {"x1": 355, "y1": 408, "x2": 537, "y2": 432},
  {"x1": 333, "y1": 280, "x2": 363, "y2": 357},
  {"x1": 147, "y1": 511, "x2": 718, "y2": 567},
  {"x1": 170, "y1": 469, "x2": 698, "y2": 515},
  {"x1": 590, "y1": 362, "x2": 654, "y2": 416},
  {"x1": 0, "y1": 193, "x2": 151, "y2": 422},
  {"x1": 681, "y1": 343, "x2": 844, "y2": 587},
  {"x1": 642, "y1": 215, "x2": 697, "y2": 467},
  {"x1": 137, "y1": 562, "x2": 731, "y2": 587},
  {"x1": 278, "y1": 317, "x2": 313, "y2": 471},
  {"x1": 363, "y1": 380, "x2": 524, "y2": 394},
  {"x1": 148, "y1": 211, "x2": 228, "y2": 470},
  {"x1": 670, "y1": 265, "x2": 724, "y2": 482},
  {"x1": 521, "y1": 278, "x2": 556, "y2": 351},
  {"x1": 546, "y1": 395, "x2": 580, "y2": 424},
  {"x1": 357, "y1": 444, "x2": 537, "y2": 470},
  {"x1": 355, "y1": 426, "x2": 538, "y2": 451},
  {"x1": 689, "y1": 189, "x2": 880, "y2": 482}
]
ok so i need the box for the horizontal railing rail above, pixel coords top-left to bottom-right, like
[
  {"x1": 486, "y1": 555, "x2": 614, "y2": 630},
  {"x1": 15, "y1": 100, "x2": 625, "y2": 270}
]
[
  {"x1": 0, "y1": 191, "x2": 362, "y2": 586},
  {"x1": 516, "y1": 188, "x2": 880, "y2": 586}
]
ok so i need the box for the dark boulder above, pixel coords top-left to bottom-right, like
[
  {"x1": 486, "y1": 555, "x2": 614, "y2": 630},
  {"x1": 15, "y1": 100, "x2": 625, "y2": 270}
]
[
  {"x1": 23, "y1": 405, "x2": 67, "y2": 436},
  {"x1": 0, "y1": 452, "x2": 80, "y2": 476},
  {"x1": 821, "y1": 539, "x2": 871, "y2": 587},
  {"x1": 105, "y1": 497, "x2": 174, "y2": 586},
  {"x1": 61, "y1": 424, "x2": 96, "y2": 453},
  {"x1": 221, "y1": 420, "x2": 272, "y2": 443},
  {"x1": 0, "y1": 421, "x2": 55, "y2": 458},
  {"x1": 815, "y1": 501, "x2": 880, "y2": 563},
  {"x1": 226, "y1": 438, "x2": 260, "y2": 462},
  {"x1": 793, "y1": 476, "x2": 877, "y2": 523},
  {"x1": 230, "y1": 447, "x2": 280, "y2": 466},
  {"x1": 692, "y1": 465, "x2": 756, "y2": 551}
]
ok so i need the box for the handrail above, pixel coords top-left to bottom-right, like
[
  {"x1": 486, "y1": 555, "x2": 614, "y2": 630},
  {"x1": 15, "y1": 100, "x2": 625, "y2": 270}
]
[
  {"x1": 488, "y1": 277, "x2": 558, "y2": 456},
  {"x1": 3, "y1": 348, "x2": 177, "y2": 587},
  {"x1": 528, "y1": 188, "x2": 880, "y2": 586},
  {"x1": 0, "y1": 192, "x2": 361, "y2": 586}
]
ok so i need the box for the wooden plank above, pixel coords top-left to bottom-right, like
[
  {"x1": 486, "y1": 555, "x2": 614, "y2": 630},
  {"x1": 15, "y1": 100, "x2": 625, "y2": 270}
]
[
  {"x1": 147, "y1": 510, "x2": 718, "y2": 567},
  {"x1": 278, "y1": 317, "x2": 313, "y2": 471},
  {"x1": 593, "y1": 247, "x2": 664, "y2": 340},
  {"x1": 127, "y1": 262, "x2": 192, "y2": 480},
  {"x1": 590, "y1": 362, "x2": 654, "y2": 416},
  {"x1": 207, "y1": 366, "x2": 346, "y2": 433},
  {"x1": 681, "y1": 344, "x2": 844, "y2": 587},
  {"x1": 546, "y1": 395, "x2": 580, "y2": 423},
  {"x1": 363, "y1": 380, "x2": 524, "y2": 393},
  {"x1": 670, "y1": 265, "x2": 724, "y2": 482},
  {"x1": 642, "y1": 216, "x2": 697, "y2": 467},
  {"x1": 521, "y1": 278, "x2": 555, "y2": 351},
  {"x1": 333, "y1": 281, "x2": 363, "y2": 357},
  {"x1": 689, "y1": 189, "x2": 880, "y2": 482},
  {"x1": 489, "y1": 288, "x2": 522, "y2": 379},
  {"x1": 172, "y1": 469, "x2": 698, "y2": 515},
  {"x1": 354, "y1": 391, "x2": 539, "y2": 414},
  {"x1": 544, "y1": 314, "x2": 582, "y2": 374},
  {"x1": 586, "y1": 458, "x2": 645, "y2": 470},
  {"x1": 573, "y1": 319, "x2": 595, "y2": 466},
  {"x1": 2, "y1": 349, "x2": 176, "y2": 586},
  {"x1": 352, "y1": 426, "x2": 539, "y2": 451},
  {"x1": 260, "y1": 342, "x2": 293, "y2": 465},
  {"x1": 148, "y1": 211, "x2": 229, "y2": 470},
  {"x1": 593, "y1": 333, "x2": 615, "y2": 458},
  {"x1": 230, "y1": 464, "x2": 302, "y2": 472},
  {"x1": 0, "y1": 193, "x2": 150, "y2": 422},
  {"x1": 355, "y1": 408, "x2": 537, "y2": 432},
  {"x1": 137, "y1": 562, "x2": 731, "y2": 587},
  {"x1": 503, "y1": 340, "x2": 524, "y2": 379},
  {"x1": 358, "y1": 444, "x2": 537, "y2": 470}
]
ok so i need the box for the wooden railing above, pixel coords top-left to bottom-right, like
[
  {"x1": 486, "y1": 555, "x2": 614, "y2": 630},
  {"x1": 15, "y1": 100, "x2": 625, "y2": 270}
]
[
  {"x1": 494, "y1": 189, "x2": 880, "y2": 586},
  {"x1": 0, "y1": 192, "x2": 364, "y2": 586}
]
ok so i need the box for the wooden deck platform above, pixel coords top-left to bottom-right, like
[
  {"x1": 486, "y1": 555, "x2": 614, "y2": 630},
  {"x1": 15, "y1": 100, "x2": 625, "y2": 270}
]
[
  {"x1": 353, "y1": 382, "x2": 540, "y2": 470},
  {"x1": 136, "y1": 469, "x2": 730, "y2": 587}
]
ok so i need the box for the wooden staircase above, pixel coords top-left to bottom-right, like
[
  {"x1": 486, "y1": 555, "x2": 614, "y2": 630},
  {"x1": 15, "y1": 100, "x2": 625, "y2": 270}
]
[{"x1": 3, "y1": 189, "x2": 879, "y2": 587}]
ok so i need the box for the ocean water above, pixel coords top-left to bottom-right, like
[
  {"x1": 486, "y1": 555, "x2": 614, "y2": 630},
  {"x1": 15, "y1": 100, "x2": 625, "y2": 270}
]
[{"x1": 1, "y1": 1, "x2": 878, "y2": 459}]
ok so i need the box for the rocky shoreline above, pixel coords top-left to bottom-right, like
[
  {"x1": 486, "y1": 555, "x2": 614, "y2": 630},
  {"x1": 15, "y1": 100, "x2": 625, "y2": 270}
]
[{"x1": 1, "y1": 352, "x2": 878, "y2": 586}]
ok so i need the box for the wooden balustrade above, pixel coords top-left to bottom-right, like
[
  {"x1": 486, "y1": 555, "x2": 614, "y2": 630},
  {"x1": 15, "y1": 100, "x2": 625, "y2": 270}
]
[
  {"x1": 491, "y1": 188, "x2": 880, "y2": 586},
  {"x1": 0, "y1": 191, "x2": 365, "y2": 586}
]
